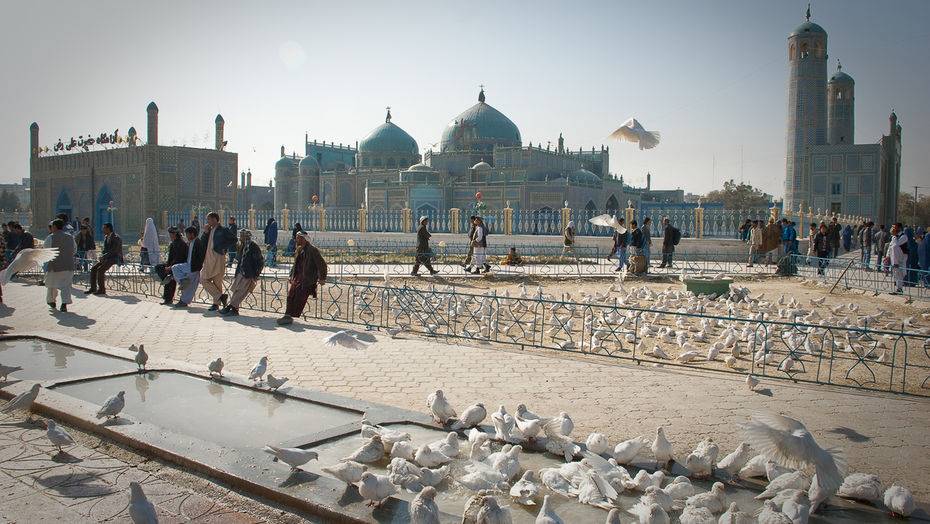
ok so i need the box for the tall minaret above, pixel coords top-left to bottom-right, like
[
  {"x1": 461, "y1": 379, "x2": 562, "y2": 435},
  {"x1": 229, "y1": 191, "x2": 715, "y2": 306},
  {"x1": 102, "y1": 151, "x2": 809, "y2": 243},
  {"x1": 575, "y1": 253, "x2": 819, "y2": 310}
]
[
  {"x1": 215, "y1": 114, "x2": 225, "y2": 150},
  {"x1": 827, "y1": 60, "x2": 854, "y2": 145},
  {"x1": 784, "y1": 5, "x2": 828, "y2": 212},
  {"x1": 29, "y1": 122, "x2": 39, "y2": 159},
  {"x1": 146, "y1": 101, "x2": 159, "y2": 145}
]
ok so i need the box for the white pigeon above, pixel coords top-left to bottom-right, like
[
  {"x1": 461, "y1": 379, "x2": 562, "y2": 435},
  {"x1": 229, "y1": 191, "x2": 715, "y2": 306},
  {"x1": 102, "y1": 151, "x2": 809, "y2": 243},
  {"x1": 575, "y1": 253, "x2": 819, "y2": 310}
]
[
  {"x1": 0, "y1": 363, "x2": 23, "y2": 381},
  {"x1": 358, "y1": 472, "x2": 397, "y2": 508},
  {"x1": 577, "y1": 470, "x2": 619, "y2": 510},
  {"x1": 586, "y1": 432, "x2": 610, "y2": 455},
  {"x1": 679, "y1": 505, "x2": 715, "y2": 524},
  {"x1": 534, "y1": 494, "x2": 563, "y2": 523},
  {"x1": 128, "y1": 482, "x2": 158, "y2": 524},
  {"x1": 390, "y1": 440, "x2": 417, "y2": 461},
  {"x1": 550, "y1": 412, "x2": 573, "y2": 436},
  {"x1": 742, "y1": 412, "x2": 846, "y2": 497},
  {"x1": 266, "y1": 374, "x2": 289, "y2": 391},
  {"x1": 263, "y1": 445, "x2": 318, "y2": 470},
  {"x1": 746, "y1": 374, "x2": 759, "y2": 390},
  {"x1": 415, "y1": 444, "x2": 452, "y2": 468},
  {"x1": 628, "y1": 501, "x2": 670, "y2": 524},
  {"x1": 605, "y1": 508, "x2": 622, "y2": 524},
  {"x1": 428, "y1": 432, "x2": 460, "y2": 458},
  {"x1": 677, "y1": 350, "x2": 700, "y2": 363},
  {"x1": 607, "y1": 117, "x2": 661, "y2": 150},
  {"x1": 663, "y1": 476, "x2": 694, "y2": 500},
  {"x1": 684, "y1": 438, "x2": 719, "y2": 478},
  {"x1": 476, "y1": 496, "x2": 512, "y2": 524},
  {"x1": 469, "y1": 432, "x2": 492, "y2": 462},
  {"x1": 737, "y1": 454, "x2": 768, "y2": 479},
  {"x1": 427, "y1": 389, "x2": 457, "y2": 425},
  {"x1": 684, "y1": 481, "x2": 726, "y2": 513},
  {"x1": 1, "y1": 247, "x2": 59, "y2": 284},
  {"x1": 718, "y1": 502, "x2": 754, "y2": 524},
  {"x1": 410, "y1": 486, "x2": 440, "y2": 524},
  {"x1": 362, "y1": 418, "x2": 412, "y2": 446},
  {"x1": 452, "y1": 403, "x2": 487, "y2": 430},
  {"x1": 44, "y1": 419, "x2": 75, "y2": 452},
  {"x1": 386, "y1": 327, "x2": 404, "y2": 339},
  {"x1": 716, "y1": 442, "x2": 753, "y2": 476},
  {"x1": 782, "y1": 490, "x2": 810, "y2": 524},
  {"x1": 343, "y1": 435, "x2": 385, "y2": 463},
  {"x1": 388, "y1": 457, "x2": 424, "y2": 493},
  {"x1": 640, "y1": 485, "x2": 673, "y2": 512},
  {"x1": 96, "y1": 391, "x2": 126, "y2": 420},
  {"x1": 652, "y1": 427, "x2": 674, "y2": 468},
  {"x1": 459, "y1": 461, "x2": 508, "y2": 492},
  {"x1": 491, "y1": 405, "x2": 517, "y2": 442},
  {"x1": 757, "y1": 500, "x2": 793, "y2": 524},
  {"x1": 249, "y1": 356, "x2": 268, "y2": 383},
  {"x1": 510, "y1": 470, "x2": 540, "y2": 506},
  {"x1": 134, "y1": 345, "x2": 148, "y2": 371},
  {"x1": 883, "y1": 485, "x2": 915, "y2": 517},
  {"x1": 322, "y1": 330, "x2": 370, "y2": 349},
  {"x1": 624, "y1": 469, "x2": 665, "y2": 492},
  {"x1": 418, "y1": 465, "x2": 449, "y2": 487},
  {"x1": 836, "y1": 472, "x2": 882, "y2": 502},
  {"x1": 613, "y1": 436, "x2": 648, "y2": 464},
  {"x1": 515, "y1": 405, "x2": 544, "y2": 439},
  {"x1": 492, "y1": 444, "x2": 523, "y2": 481},
  {"x1": 543, "y1": 425, "x2": 581, "y2": 463},
  {"x1": 321, "y1": 460, "x2": 367, "y2": 485},
  {"x1": 207, "y1": 357, "x2": 224, "y2": 377},
  {"x1": 1, "y1": 383, "x2": 41, "y2": 418},
  {"x1": 756, "y1": 471, "x2": 811, "y2": 499}
]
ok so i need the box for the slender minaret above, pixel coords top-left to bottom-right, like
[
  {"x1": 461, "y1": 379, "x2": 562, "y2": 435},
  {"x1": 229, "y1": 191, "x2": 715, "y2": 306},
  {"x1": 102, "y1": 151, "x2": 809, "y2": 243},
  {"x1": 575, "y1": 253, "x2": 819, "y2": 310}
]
[
  {"x1": 215, "y1": 114, "x2": 225, "y2": 150},
  {"x1": 146, "y1": 101, "x2": 159, "y2": 145},
  {"x1": 784, "y1": 5, "x2": 828, "y2": 212},
  {"x1": 827, "y1": 60, "x2": 854, "y2": 145},
  {"x1": 30, "y1": 122, "x2": 39, "y2": 159}
]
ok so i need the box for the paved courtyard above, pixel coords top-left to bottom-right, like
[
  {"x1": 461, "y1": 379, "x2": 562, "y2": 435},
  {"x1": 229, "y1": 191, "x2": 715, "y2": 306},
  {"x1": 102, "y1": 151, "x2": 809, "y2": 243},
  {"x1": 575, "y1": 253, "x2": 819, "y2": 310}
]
[{"x1": 1, "y1": 280, "x2": 928, "y2": 509}]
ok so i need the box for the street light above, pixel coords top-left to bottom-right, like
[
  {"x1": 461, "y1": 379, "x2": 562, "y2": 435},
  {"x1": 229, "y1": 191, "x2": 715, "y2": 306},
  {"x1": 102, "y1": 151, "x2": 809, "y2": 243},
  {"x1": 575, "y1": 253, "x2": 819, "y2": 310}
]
[{"x1": 106, "y1": 200, "x2": 118, "y2": 229}]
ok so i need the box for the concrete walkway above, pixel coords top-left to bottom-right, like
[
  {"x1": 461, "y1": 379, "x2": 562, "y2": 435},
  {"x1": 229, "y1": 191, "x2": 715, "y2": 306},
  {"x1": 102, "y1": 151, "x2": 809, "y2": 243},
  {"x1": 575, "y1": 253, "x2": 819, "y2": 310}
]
[{"x1": 1, "y1": 281, "x2": 928, "y2": 503}]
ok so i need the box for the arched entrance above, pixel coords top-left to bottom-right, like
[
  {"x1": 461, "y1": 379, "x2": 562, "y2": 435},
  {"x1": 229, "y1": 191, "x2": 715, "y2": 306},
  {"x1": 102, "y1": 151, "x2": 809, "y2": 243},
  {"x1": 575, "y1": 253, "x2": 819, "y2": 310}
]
[
  {"x1": 55, "y1": 190, "x2": 73, "y2": 220},
  {"x1": 605, "y1": 194, "x2": 619, "y2": 213},
  {"x1": 95, "y1": 186, "x2": 114, "y2": 239}
]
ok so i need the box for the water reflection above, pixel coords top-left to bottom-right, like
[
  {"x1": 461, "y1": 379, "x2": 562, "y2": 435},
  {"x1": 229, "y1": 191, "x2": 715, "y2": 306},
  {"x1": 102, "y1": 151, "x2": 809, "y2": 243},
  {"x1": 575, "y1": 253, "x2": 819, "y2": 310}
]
[
  {"x1": 134, "y1": 374, "x2": 150, "y2": 402},
  {"x1": 0, "y1": 339, "x2": 135, "y2": 381},
  {"x1": 207, "y1": 382, "x2": 224, "y2": 401}
]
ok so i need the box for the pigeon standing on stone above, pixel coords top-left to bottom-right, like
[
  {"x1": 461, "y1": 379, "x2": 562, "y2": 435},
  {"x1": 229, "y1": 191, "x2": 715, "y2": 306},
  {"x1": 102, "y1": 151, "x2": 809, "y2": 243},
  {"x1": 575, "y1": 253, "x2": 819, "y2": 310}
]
[
  {"x1": 1, "y1": 383, "x2": 41, "y2": 420},
  {"x1": 263, "y1": 445, "x2": 318, "y2": 470},
  {"x1": 358, "y1": 471, "x2": 397, "y2": 507},
  {"x1": 134, "y1": 345, "x2": 148, "y2": 372},
  {"x1": 344, "y1": 435, "x2": 385, "y2": 463},
  {"x1": 451, "y1": 403, "x2": 487, "y2": 430},
  {"x1": 427, "y1": 389, "x2": 457, "y2": 425},
  {"x1": 207, "y1": 358, "x2": 224, "y2": 377},
  {"x1": 322, "y1": 460, "x2": 367, "y2": 485},
  {"x1": 410, "y1": 486, "x2": 440, "y2": 524},
  {"x1": 652, "y1": 426, "x2": 673, "y2": 469},
  {"x1": 128, "y1": 482, "x2": 158, "y2": 524},
  {"x1": 249, "y1": 357, "x2": 268, "y2": 384},
  {"x1": 44, "y1": 419, "x2": 75, "y2": 452},
  {"x1": 95, "y1": 391, "x2": 126, "y2": 420}
]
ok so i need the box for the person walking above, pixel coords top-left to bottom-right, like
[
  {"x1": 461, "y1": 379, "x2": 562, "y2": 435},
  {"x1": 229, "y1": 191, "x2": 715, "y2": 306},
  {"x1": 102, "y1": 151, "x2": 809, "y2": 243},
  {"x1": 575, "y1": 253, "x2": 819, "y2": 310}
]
[
  {"x1": 277, "y1": 232, "x2": 327, "y2": 325},
  {"x1": 171, "y1": 226, "x2": 203, "y2": 307},
  {"x1": 841, "y1": 224, "x2": 853, "y2": 253},
  {"x1": 263, "y1": 217, "x2": 278, "y2": 268},
  {"x1": 659, "y1": 217, "x2": 678, "y2": 269},
  {"x1": 610, "y1": 218, "x2": 629, "y2": 272},
  {"x1": 873, "y1": 224, "x2": 888, "y2": 271},
  {"x1": 199, "y1": 212, "x2": 237, "y2": 312},
  {"x1": 858, "y1": 221, "x2": 874, "y2": 269},
  {"x1": 781, "y1": 218, "x2": 797, "y2": 256},
  {"x1": 888, "y1": 223, "x2": 907, "y2": 294},
  {"x1": 813, "y1": 223, "x2": 831, "y2": 275},
  {"x1": 461, "y1": 215, "x2": 478, "y2": 273},
  {"x1": 411, "y1": 216, "x2": 439, "y2": 276},
  {"x1": 156, "y1": 227, "x2": 188, "y2": 305},
  {"x1": 470, "y1": 216, "x2": 489, "y2": 275},
  {"x1": 763, "y1": 218, "x2": 782, "y2": 265},
  {"x1": 827, "y1": 217, "x2": 841, "y2": 257},
  {"x1": 748, "y1": 220, "x2": 763, "y2": 267},
  {"x1": 86, "y1": 223, "x2": 122, "y2": 295},
  {"x1": 44, "y1": 219, "x2": 76, "y2": 312},
  {"x1": 75, "y1": 223, "x2": 96, "y2": 272},
  {"x1": 641, "y1": 217, "x2": 652, "y2": 272},
  {"x1": 226, "y1": 216, "x2": 239, "y2": 267},
  {"x1": 222, "y1": 229, "x2": 264, "y2": 316},
  {"x1": 904, "y1": 226, "x2": 919, "y2": 286},
  {"x1": 562, "y1": 221, "x2": 576, "y2": 256}
]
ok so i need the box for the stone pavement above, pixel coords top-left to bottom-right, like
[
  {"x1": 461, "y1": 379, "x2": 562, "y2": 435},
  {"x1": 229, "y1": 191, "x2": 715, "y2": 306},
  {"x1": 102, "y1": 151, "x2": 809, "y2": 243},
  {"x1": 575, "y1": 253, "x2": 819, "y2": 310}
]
[
  {"x1": 1, "y1": 281, "x2": 929, "y2": 503},
  {"x1": 0, "y1": 409, "x2": 318, "y2": 523}
]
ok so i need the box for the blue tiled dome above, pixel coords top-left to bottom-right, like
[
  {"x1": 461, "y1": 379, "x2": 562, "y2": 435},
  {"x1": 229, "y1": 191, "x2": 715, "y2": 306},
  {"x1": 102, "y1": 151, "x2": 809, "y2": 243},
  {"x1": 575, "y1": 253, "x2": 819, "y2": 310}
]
[
  {"x1": 359, "y1": 121, "x2": 418, "y2": 154},
  {"x1": 275, "y1": 155, "x2": 298, "y2": 173},
  {"x1": 441, "y1": 89, "x2": 521, "y2": 152},
  {"x1": 569, "y1": 168, "x2": 600, "y2": 184},
  {"x1": 790, "y1": 21, "x2": 826, "y2": 37},
  {"x1": 298, "y1": 154, "x2": 320, "y2": 174},
  {"x1": 829, "y1": 71, "x2": 854, "y2": 84}
]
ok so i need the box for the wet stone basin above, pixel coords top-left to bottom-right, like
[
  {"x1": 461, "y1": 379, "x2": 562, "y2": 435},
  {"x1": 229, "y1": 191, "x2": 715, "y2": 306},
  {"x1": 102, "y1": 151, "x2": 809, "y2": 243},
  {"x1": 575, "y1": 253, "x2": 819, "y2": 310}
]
[
  {"x1": 0, "y1": 338, "x2": 137, "y2": 382},
  {"x1": 53, "y1": 371, "x2": 360, "y2": 449},
  {"x1": 303, "y1": 424, "x2": 900, "y2": 524}
]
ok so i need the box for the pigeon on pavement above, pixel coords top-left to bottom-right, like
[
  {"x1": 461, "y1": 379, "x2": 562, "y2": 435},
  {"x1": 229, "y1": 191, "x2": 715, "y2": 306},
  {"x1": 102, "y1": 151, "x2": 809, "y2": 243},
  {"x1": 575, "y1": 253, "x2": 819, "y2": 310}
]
[
  {"x1": 44, "y1": 419, "x2": 75, "y2": 452},
  {"x1": 263, "y1": 445, "x2": 318, "y2": 470},
  {"x1": 1, "y1": 383, "x2": 41, "y2": 419},
  {"x1": 95, "y1": 391, "x2": 126, "y2": 420},
  {"x1": 249, "y1": 357, "x2": 268, "y2": 384}
]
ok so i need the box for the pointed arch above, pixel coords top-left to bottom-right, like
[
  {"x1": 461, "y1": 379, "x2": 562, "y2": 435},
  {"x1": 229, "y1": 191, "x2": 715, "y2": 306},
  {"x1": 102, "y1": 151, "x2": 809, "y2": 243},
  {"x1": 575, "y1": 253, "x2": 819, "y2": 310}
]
[
  {"x1": 55, "y1": 189, "x2": 73, "y2": 219},
  {"x1": 605, "y1": 194, "x2": 619, "y2": 212},
  {"x1": 95, "y1": 185, "x2": 114, "y2": 239}
]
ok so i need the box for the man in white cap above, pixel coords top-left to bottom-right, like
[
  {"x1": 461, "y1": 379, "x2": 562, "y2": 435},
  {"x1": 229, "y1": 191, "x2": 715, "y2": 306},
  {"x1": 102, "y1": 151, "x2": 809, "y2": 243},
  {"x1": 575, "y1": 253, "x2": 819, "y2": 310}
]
[{"x1": 411, "y1": 216, "x2": 439, "y2": 276}]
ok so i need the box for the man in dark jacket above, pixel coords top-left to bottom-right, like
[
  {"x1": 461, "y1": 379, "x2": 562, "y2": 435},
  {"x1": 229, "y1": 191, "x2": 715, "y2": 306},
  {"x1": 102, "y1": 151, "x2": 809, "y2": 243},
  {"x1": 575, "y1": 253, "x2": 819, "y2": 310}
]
[
  {"x1": 86, "y1": 222, "x2": 121, "y2": 295},
  {"x1": 411, "y1": 216, "x2": 439, "y2": 276},
  {"x1": 225, "y1": 215, "x2": 239, "y2": 267},
  {"x1": 222, "y1": 229, "x2": 264, "y2": 316},
  {"x1": 827, "y1": 217, "x2": 841, "y2": 257},
  {"x1": 45, "y1": 219, "x2": 77, "y2": 311},
  {"x1": 172, "y1": 226, "x2": 204, "y2": 307},
  {"x1": 659, "y1": 217, "x2": 676, "y2": 268},
  {"x1": 12, "y1": 223, "x2": 33, "y2": 256},
  {"x1": 263, "y1": 218, "x2": 278, "y2": 268},
  {"x1": 155, "y1": 227, "x2": 188, "y2": 305},
  {"x1": 278, "y1": 232, "x2": 327, "y2": 325},
  {"x1": 610, "y1": 218, "x2": 629, "y2": 272}
]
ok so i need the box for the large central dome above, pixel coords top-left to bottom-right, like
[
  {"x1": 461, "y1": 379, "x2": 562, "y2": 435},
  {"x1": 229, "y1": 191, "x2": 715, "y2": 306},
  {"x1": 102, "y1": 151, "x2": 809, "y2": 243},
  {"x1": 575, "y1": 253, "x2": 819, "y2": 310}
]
[
  {"x1": 440, "y1": 89, "x2": 521, "y2": 153},
  {"x1": 359, "y1": 110, "x2": 418, "y2": 154}
]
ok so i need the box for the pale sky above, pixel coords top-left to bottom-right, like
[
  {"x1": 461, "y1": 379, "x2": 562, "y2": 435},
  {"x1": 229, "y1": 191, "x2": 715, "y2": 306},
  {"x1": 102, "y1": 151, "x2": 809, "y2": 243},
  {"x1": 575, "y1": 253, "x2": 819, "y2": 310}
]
[{"x1": 2, "y1": 0, "x2": 928, "y2": 198}]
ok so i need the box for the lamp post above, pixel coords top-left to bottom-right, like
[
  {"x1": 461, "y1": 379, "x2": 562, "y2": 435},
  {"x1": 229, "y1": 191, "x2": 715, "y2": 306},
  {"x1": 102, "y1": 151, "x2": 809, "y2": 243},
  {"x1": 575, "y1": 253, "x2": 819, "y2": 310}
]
[{"x1": 106, "y1": 200, "x2": 118, "y2": 230}]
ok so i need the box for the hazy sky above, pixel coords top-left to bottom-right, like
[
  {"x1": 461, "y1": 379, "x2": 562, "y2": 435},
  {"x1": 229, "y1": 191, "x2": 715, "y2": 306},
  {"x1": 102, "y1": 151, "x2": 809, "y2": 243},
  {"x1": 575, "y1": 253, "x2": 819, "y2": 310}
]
[{"x1": 3, "y1": 0, "x2": 928, "y2": 198}]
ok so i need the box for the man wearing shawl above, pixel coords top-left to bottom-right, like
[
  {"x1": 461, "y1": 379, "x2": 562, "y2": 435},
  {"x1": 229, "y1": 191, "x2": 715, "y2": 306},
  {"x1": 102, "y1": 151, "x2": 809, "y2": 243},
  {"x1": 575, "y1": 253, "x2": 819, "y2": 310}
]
[
  {"x1": 411, "y1": 216, "x2": 438, "y2": 276},
  {"x1": 277, "y1": 232, "x2": 327, "y2": 325},
  {"x1": 200, "y1": 212, "x2": 237, "y2": 311},
  {"x1": 222, "y1": 229, "x2": 264, "y2": 316}
]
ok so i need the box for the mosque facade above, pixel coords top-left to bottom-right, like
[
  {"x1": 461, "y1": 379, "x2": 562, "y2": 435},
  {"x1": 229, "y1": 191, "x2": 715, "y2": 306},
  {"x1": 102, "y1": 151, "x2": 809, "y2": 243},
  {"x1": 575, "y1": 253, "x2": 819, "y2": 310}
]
[
  {"x1": 783, "y1": 9, "x2": 902, "y2": 226},
  {"x1": 273, "y1": 89, "x2": 646, "y2": 218}
]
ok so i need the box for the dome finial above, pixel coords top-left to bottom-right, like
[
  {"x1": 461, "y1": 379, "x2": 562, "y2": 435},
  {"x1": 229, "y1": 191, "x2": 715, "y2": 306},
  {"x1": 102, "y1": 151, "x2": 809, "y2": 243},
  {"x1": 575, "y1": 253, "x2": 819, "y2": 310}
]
[
  {"x1": 478, "y1": 84, "x2": 485, "y2": 103},
  {"x1": 836, "y1": 58, "x2": 842, "y2": 72},
  {"x1": 385, "y1": 106, "x2": 392, "y2": 123},
  {"x1": 806, "y1": 3, "x2": 811, "y2": 21}
]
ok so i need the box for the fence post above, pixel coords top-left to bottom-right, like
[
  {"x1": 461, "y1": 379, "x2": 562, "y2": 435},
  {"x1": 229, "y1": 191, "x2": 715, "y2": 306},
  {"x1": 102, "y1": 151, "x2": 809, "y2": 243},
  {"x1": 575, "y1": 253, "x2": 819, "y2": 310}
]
[
  {"x1": 561, "y1": 204, "x2": 571, "y2": 231},
  {"x1": 797, "y1": 202, "x2": 805, "y2": 238},
  {"x1": 319, "y1": 206, "x2": 326, "y2": 232},
  {"x1": 770, "y1": 203, "x2": 780, "y2": 222},
  {"x1": 449, "y1": 208, "x2": 460, "y2": 234},
  {"x1": 402, "y1": 206, "x2": 412, "y2": 232},
  {"x1": 693, "y1": 204, "x2": 704, "y2": 239},
  {"x1": 358, "y1": 207, "x2": 367, "y2": 233},
  {"x1": 218, "y1": 208, "x2": 225, "y2": 222},
  {"x1": 281, "y1": 204, "x2": 290, "y2": 231},
  {"x1": 161, "y1": 210, "x2": 168, "y2": 229},
  {"x1": 248, "y1": 205, "x2": 256, "y2": 230},
  {"x1": 503, "y1": 202, "x2": 513, "y2": 235},
  {"x1": 625, "y1": 201, "x2": 634, "y2": 228}
]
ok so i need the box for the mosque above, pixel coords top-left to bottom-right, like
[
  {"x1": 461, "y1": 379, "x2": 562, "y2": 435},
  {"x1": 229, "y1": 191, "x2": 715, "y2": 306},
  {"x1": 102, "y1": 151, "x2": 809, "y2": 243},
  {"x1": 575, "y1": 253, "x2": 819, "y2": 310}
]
[
  {"x1": 783, "y1": 8, "x2": 902, "y2": 226},
  {"x1": 273, "y1": 88, "x2": 649, "y2": 217}
]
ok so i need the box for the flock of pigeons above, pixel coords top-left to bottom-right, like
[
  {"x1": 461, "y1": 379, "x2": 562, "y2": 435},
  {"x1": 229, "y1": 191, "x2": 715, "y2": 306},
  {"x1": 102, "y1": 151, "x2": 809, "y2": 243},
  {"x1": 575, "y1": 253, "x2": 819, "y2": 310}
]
[{"x1": 254, "y1": 389, "x2": 919, "y2": 524}]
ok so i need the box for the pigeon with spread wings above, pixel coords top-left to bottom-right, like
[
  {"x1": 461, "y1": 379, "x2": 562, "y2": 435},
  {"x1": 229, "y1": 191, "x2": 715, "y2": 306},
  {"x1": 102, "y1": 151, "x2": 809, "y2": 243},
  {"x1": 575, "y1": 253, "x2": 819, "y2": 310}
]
[
  {"x1": 1, "y1": 248, "x2": 59, "y2": 284},
  {"x1": 608, "y1": 117, "x2": 661, "y2": 150}
]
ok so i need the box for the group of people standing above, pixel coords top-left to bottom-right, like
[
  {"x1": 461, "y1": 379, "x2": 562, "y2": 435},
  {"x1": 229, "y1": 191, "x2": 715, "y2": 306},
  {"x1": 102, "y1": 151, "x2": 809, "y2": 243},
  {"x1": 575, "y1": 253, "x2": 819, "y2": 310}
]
[
  {"x1": 746, "y1": 218, "x2": 797, "y2": 267},
  {"x1": 599, "y1": 216, "x2": 676, "y2": 272}
]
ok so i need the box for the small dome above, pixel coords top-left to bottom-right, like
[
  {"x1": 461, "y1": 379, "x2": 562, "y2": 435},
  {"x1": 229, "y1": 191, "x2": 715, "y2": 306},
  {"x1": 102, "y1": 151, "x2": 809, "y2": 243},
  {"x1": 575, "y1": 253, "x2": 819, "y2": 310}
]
[
  {"x1": 441, "y1": 89, "x2": 521, "y2": 152},
  {"x1": 359, "y1": 111, "x2": 418, "y2": 154},
  {"x1": 829, "y1": 63, "x2": 854, "y2": 85},
  {"x1": 407, "y1": 162, "x2": 435, "y2": 172},
  {"x1": 298, "y1": 155, "x2": 320, "y2": 174},
  {"x1": 569, "y1": 168, "x2": 600, "y2": 184},
  {"x1": 275, "y1": 155, "x2": 297, "y2": 169},
  {"x1": 472, "y1": 160, "x2": 491, "y2": 170},
  {"x1": 790, "y1": 21, "x2": 826, "y2": 37}
]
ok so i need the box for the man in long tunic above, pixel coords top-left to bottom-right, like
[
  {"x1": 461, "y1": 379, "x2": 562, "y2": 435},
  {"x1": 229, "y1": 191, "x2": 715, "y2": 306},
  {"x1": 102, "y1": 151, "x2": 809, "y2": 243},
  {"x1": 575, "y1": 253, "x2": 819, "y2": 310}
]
[
  {"x1": 200, "y1": 212, "x2": 237, "y2": 311},
  {"x1": 277, "y1": 232, "x2": 327, "y2": 325},
  {"x1": 45, "y1": 219, "x2": 76, "y2": 312}
]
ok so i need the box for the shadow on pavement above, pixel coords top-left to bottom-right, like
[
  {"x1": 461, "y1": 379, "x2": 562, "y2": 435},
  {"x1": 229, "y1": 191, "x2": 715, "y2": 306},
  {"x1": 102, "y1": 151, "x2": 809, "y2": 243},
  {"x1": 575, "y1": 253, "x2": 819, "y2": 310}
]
[
  {"x1": 827, "y1": 426, "x2": 872, "y2": 443},
  {"x1": 53, "y1": 312, "x2": 96, "y2": 330}
]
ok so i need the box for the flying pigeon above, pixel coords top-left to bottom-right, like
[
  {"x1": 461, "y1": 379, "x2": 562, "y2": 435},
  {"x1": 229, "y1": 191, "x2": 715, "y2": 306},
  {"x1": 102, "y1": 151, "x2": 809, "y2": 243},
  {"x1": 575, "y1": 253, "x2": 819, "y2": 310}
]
[
  {"x1": 607, "y1": 117, "x2": 661, "y2": 150},
  {"x1": 1, "y1": 248, "x2": 59, "y2": 284},
  {"x1": 322, "y1": 330, "x2": 370, "y2": 349}
]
